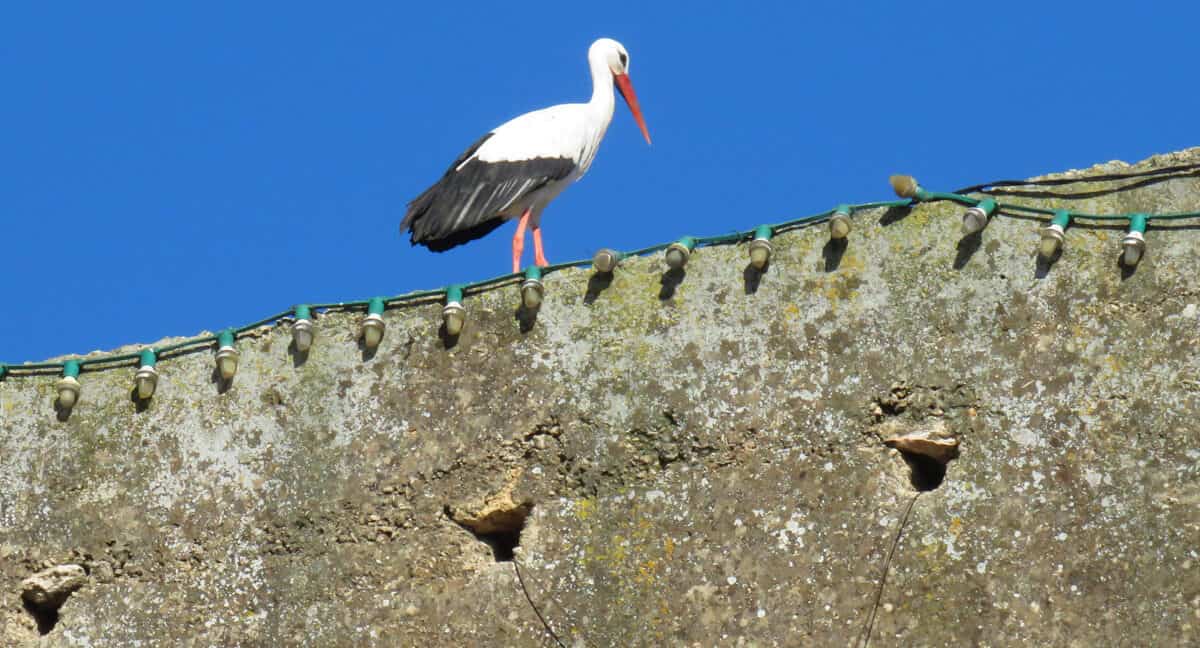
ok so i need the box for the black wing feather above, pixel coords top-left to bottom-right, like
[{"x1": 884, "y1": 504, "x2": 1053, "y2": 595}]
[{"x1": 401, "y1": 133, "x2": 575, "y2": 252}]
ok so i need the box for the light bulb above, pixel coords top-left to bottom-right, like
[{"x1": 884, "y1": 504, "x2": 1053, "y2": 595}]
[
  {"x1": 1121, "y1": 214, "x2": 1148, "y2": 267},
  {"x1": 960, "y1": 198, "x2": 997, "y2": 236},
  {"x1": 748, "y1": 238, "x2": 771, "y2": 270},
  {"x1": 362, "y1": 314, "x2": 385, "y2": 349},
  {"x1": 443, "y1": 302, "x2": 466, "y2": 336},
  {"x1": 1039, "y1": 211, "x2": 1071, "y2": 260},
  {"x1": 292, "y1": 319, "x2": 314, "y2": 352},
  {"x1": 829, "y1": 213, "x2": 852, "y2": 239},
  {"x1": 1122, "y1": 231, "x2": 1145, "y2": 266},
  {"x1": 665, "y1": 240, "x2": 694, "y2": 270},
  {"x1": 519, "y1": 267, "x2": 545, "y2": 310},
  {"x1": 213, "y1": 331, "x2": 239, "y2": 380},
  {"x1": 889, "y1": 174, "x2": 921, "y2": 199},
  {"x1": 216, "y1": 346, "x2": 240, "y2": 380},
  {"x1": 56, "y1": 376, "x2": 80, "y2": 409},
  {"x1": 521, "y1": 278, "x2": 544, "y2": 310},
  {"x1": 135, "y1": 365, "x2": 158, "y2": 399},
  {"x1": 746, "y1": 225, "x2": 773, "y2": 270},
  {"x1": 962, "y1": 206, "x2": 988, "y2": 234},
  {"x1": 665, "y1": 247, "x2": 687, "y2": 269},
  {"x1": 56, "y1": 360, "x2": 82, "y2": 409},
  {"x1": 1039, "y1": 224, "x2": 1065, "y2": 258},
  {"x1": 592, "y1": 248, "x2": 621, "y2": 273},
  {"x1": 361, "y1": 297, "x2": 386, "y2": 349},
  {"x1": 133, "y1": 349, "x2": 159, "y2": 399},
  {"x1": 292, "y1": 305, "x2": 314, "y2": 352}
]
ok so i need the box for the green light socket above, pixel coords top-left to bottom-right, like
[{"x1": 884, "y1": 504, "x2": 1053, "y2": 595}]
[
  {"x1": 1128, "y1": 213, "x2": 1148, "y2": 233},
  {"x1": 753, "y1": 225, "x2": 773, "y2": 240},
  {"x1": 834, "y1": 204, "x2": 852, "y2": 217},
  {"x1": 63, "y1": 360, "x2": 81, "y2": 378},
  {"x1": 676, "y1": 236, "x2": 697, "y2": 251},
  {"x1": 1050, "y1": 210, "x2": 1072, "y2": 229},
  {"x1": 524, "y1": 266, "x2": 543, "y2": 281},
  {"x1": 295, "y1": 304, "x2": 312, "y2": 321},
  {"x1": 977, "y1": 198, "x2": 998, "y2": 216},
  {"x1": 139, "y1": 349, "x2": 157, "y2": 367},
  {"x1": 367, "y1": 297, "x2": 386, "y2": 316},
  {"x1": 445, "y1": 285, "x2": 464, "y2": 304},
  {"x1": 217, "y1": 329, "x2": 236, "y2": 348}
]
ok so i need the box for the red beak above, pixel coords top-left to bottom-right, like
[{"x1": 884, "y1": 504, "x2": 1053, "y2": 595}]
[{"x1": 614, "y1": 73, "x2": 651, "y2": 145}]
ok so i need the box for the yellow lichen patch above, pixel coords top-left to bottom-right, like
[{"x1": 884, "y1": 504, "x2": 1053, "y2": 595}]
[
  {"x1": 579, "y1": 507, "x2": 677, "y2": 607},
  {"x1": 575, "y1": 497, "x2": 596, "y2": 521},
  {"x1": 635, "y1": 558, "x2": 659, "y2": 587},
  {"x1": 837, "y1": 249, "x2": 866, "y2": 273},
  {"x1": 908, "y1": 209, "x2": 932, "y2": 227},
  {"x1": 948, "y1": 517, "x2": 963, "y2": 538}
]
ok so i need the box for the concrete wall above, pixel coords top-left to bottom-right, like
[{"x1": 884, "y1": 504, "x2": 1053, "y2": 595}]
[{"x1": 2, "y1": 149, "x2": 1199, "y2": 646}]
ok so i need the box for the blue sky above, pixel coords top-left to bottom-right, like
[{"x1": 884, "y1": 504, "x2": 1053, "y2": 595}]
[{"x1": 2, "y1": 2, "x2": 1195, "y2": 363}]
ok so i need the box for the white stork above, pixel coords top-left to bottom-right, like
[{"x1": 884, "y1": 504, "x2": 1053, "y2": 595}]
[{"x1": 400, "y1": 38, "x2": 651, "y2": 273}]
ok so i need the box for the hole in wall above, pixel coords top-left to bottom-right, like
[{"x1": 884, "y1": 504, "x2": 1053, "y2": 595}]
[
  {"x1": 884, "y1": 433, "x2": 959, "y2": 492},
  {"x1": 445, "y1": 501, "x2": 533, "y2": 562},
  {"x1": 23, "y1": 598, "x2": 60, "y2": 635},
  {"x1": 20, "y1": 564, "x2": 86, "y2": 636},
  {"x1": 898, "y1": 450, "x2": 947, "y2": 491}
]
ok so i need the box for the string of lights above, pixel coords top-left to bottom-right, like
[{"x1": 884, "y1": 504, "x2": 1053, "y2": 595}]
[{"x1": 5, "y1": 174, "x2": 1197, "y2": 413}]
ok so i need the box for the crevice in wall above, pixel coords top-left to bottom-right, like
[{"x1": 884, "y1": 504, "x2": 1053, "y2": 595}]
[
  {"x1": 22, "y1": 598, "x2": 60, "y2": 635},
  {"x1": 445, "y1": 501, "x2": 533, "y2": 562},
  {"x1": 884, "y1": 432, "x2": 959, "y2": 492},
  {"x1": 896, "y1": 449, "x2": 947, "y2": 491},
  {"x1": 19, "y1": 564, "x2": 87, "y2": 636}
]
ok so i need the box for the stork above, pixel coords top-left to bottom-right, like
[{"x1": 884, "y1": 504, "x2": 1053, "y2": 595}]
[{"x1": 400, "y1": 38, "x2": 652, "y2": 273}]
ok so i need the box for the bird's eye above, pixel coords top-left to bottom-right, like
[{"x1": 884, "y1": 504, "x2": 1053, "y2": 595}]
[{"x1": 618, "y1": 52, "x2": 628, "y2": 68}]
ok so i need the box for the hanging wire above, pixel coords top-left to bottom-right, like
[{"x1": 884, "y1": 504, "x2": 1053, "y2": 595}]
[
  {"x1": 857, "y1": 493, "x2": 921, "y2": 648},
  {"x1": 3, "y1": 183, "x2": 1198, "y2": 378},
  {"x1": 953, "y1": 160, "x2": 1200, "y2": 195}
]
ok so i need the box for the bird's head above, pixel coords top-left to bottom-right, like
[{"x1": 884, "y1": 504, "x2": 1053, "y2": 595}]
[{"x1": 591, "y1": 38, "x2": 651, "y2": 145}]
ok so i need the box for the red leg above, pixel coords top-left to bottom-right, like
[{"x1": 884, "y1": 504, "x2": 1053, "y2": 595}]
[
  {"x1": 532, "y1": 226, "x2": 549, "y2": 267},
  {"x1": 512, "y1": 208, "x2": 532, "y2": 273}
]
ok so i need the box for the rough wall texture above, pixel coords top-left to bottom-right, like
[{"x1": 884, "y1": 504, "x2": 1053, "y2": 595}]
[{"x1": 2, "y1": 149, "x2": 1200, "y2": 647}]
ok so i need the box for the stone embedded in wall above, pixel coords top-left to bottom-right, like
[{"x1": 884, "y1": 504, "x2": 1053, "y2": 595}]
[{"x1": 20, "y1": 564, "x2": 87, "y2": 610}]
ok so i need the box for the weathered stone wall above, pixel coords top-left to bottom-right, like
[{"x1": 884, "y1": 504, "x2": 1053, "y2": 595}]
[{"x1": 2, "y1": 150, "x2": 1199, "y2": 647}]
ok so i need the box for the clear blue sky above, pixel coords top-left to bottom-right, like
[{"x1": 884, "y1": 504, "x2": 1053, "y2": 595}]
[{"x1": 2, "y1": 2, "x2": 1194, "y2": 363}]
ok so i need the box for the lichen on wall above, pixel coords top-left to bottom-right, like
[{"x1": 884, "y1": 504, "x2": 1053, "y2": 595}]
[{"x1": 2, "y1": 149, "x2": 1200, "y2": 646}]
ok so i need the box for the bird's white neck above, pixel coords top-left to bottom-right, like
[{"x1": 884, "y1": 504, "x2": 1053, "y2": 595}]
[
  {"x1": 587, "y1": 50, "x2": 616, "y2": 124},
  {"x1": 568, "y1": 45, "x2": 618, "y2": 176}
]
